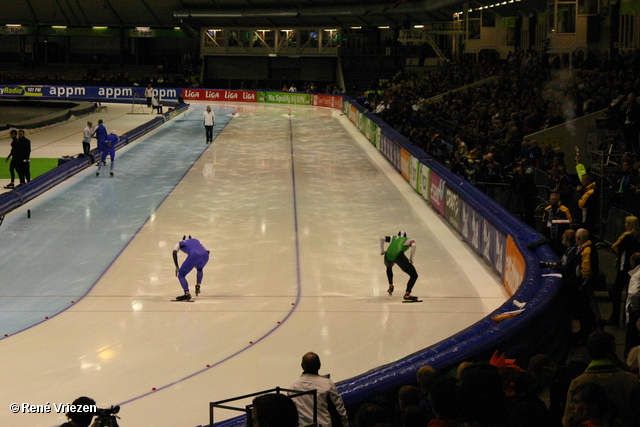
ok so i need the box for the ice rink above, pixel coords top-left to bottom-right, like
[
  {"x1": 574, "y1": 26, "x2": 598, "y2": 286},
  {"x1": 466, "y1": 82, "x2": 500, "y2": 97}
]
[{"x1": 0, "y1": 101, "x2": 507, "y2": 427}]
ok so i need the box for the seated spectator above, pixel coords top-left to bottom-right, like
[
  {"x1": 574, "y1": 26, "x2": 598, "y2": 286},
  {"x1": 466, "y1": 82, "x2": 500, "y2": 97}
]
[
  {"x1": 562, "y1": 331, "x2": 640, "y2": 427},
  {"x1": 565, "y1": 383, "x2": 611, "y2": 427},
  {"x1": 416, "y1": 365, "x2": 438, "y2": 419},
  {"x1": 427, "y1": 376, "x2": 460, "y2": 427},
  {"x1": 151, "y1": 95, "x2": 163, "y2": 114},
  {"x1": 526, "y1": 354, "x2": 558, "y2": 409},
  {"x1": 401, "y1": 405, "x2": 429, "y2": 427},
  {"x1": 251, "y1": 393, "x2": 298, "y2": 427},
  {"x1": 457, "y1": 363, "x2": 508, "y2": 426},
  {"x1": 354, "y1": 403, "x2": 389, "y2": 427}
]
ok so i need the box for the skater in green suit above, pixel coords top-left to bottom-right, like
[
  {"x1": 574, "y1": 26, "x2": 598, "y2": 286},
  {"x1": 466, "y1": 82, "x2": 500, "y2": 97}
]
[{"x1": 380, "y1": 231, "x2": 419, "y2": 301}]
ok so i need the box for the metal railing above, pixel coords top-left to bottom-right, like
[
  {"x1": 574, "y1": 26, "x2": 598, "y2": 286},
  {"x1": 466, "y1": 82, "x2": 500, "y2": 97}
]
[{"x1": 209, "y1": 386, "x2": 317, "y2": 427}]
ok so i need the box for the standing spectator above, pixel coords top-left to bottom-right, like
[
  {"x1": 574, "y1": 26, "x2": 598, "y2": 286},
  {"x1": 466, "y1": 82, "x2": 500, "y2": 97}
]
[
  {"x1": 625, "y1": 252, "x2": 640, "y2": 356},
  {"x1": 145, "y1": 83, "x2": 154, "y2": 108},
  {"x1": 289, "y1": 83, "x2": 297, "y2": 92},
  {"x1": 96, "y1": 130, "x2": 118, "y2": 177},
  {"x1": 608, "y1": 216, "x2": 640, "y2": 326},
  {"x1": 542, "y1": 193, "x2": 573, "y2": 256},
  {"x1": 16, "y1": 129, "x2": 31, "y2": 185},
  {"x1": 203, "y1": 105, "x2": 215, "y2": 144},
  {"x1": 623, "y1": 92, "x2": 640, "y2": 154},
  {"x1": 576, "y1": 173, "x2": 598, "y2": 234},
  {"x1": 3, "y1": 129, "x2": 18, "y2": 189},
  {"x1": 574, "y1": 228, "x2": 601, "y2": 341},
  {"x1": 288, "y1": 352, "x2": 349, "y2": 427},
  {"x1": 82, "y1": 120, "x2": 94, "y2": 156}
]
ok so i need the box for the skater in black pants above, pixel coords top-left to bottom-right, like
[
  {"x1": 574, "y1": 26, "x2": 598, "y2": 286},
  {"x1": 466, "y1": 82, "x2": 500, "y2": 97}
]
[{"x1": 380, "y1": 231, "x2": 419, "y2": 301}]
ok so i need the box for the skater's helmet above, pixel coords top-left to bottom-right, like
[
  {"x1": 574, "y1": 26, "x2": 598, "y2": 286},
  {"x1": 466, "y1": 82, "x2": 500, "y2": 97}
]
[{"x1": 397, "y1": 231, "x2": 407, "y2": 237}]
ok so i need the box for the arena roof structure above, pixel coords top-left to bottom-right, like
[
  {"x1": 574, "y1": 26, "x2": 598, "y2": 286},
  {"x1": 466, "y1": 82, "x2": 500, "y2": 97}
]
[{"x1": 2, "y1": 0, "x2": 546, "y2": 30}]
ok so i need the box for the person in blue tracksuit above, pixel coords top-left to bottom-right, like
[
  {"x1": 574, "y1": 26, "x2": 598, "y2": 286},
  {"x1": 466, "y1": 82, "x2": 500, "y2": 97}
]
[
  {"x1": 96, "y1": 130, "x2": 118, "y2": 177},
  {"x1": 173, "y1": 236, "x2": 210, "y2": 301},
  {"x1": 92, "y1": 119, "x2": 108, "y2": 164}
]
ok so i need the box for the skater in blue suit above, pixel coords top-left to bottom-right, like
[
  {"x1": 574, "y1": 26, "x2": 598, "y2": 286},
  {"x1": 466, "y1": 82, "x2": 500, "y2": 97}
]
[
  {"x1": 173, "y1": 235, "x2": 210, "y2": 301},
  {"x1": 96, "y1": 130, "x2": 118, "y2": 177}
]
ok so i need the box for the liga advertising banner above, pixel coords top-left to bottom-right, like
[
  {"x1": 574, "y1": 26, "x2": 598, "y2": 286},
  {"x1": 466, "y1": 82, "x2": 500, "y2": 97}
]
[
  {"x1": 379, "y1": 133, "x2": 400, "y2": 170},
  {"x1": 503, "y1": 235, "x2": 526, "y2": 296},
  {"x1": 181, "y1": 89, "x2": 257, "y2": 103},
  {"x1": 481, "y1": 218, "x2": 506, "y2": 279},
  {"x1": 418, "y1": 163, "x2": 430, "y2": 202},
  {"x1": 312, "y1": 94, "x2": 342, "y2": 109},
  {"x1": 461, "y1": 201, "x2": 483, "y2": 254},
  {"x1": 444, "y1": 184, "x2": 461, "y2": 233},
  {"x1": 400, "y1": 148, "x2": 411, "y2": 182},
  {"x1": 410, "y1": 156, "x2": 421, "y2": 192},
  {"x1": 429, "y1": 171, "x2": 446, "y2": 216},
  {"x1": 349, "y1": 104, "x2": 358, "y2": 125}
]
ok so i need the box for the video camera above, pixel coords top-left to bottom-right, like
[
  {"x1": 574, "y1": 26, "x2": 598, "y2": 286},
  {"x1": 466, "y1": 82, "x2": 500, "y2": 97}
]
[{"x1": 94, "y1": 405, "x2": 121, "y2": 427}]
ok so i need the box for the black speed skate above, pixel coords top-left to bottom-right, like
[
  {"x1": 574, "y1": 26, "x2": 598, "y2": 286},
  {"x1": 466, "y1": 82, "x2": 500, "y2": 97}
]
[
  {"x1": 195, "y1": 285, "x2": 200, "y2": 296},
  {"x1": 175, "y1": 293, "x2": 191, "y2": 301}
]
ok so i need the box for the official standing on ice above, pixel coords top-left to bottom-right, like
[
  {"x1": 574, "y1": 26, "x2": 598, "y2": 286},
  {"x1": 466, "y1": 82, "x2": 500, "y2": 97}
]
[
  {"x1": 203, "y1": 105, "x2": 215, "y2": 144},
  {"x1": 173, "y1": 235, "x2": 210, "y2": 301},
  {"x1": 82, "y1": 121, "x2": 94, "y2": 156}
]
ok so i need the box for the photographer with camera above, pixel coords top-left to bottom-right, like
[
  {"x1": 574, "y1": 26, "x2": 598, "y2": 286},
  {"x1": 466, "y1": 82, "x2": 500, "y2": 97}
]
[
  {"x1": 59, "y1": 397, "x2": 120, "y2": 427},
  {"x1": 60, "y1": 396, "x2": 96, "y2": 427}
]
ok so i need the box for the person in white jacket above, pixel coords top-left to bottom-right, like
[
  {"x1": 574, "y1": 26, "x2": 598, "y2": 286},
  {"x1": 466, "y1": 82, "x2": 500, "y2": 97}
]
[
  {"x1": 625, "y1": 252, "x2": 640, "y2": 356},
  {"x1": 288, "y1": 352, "x2": 348, "y2": 427},
  {"x1": 203, "y1": 105, "x2": 216, "y2": 144}
]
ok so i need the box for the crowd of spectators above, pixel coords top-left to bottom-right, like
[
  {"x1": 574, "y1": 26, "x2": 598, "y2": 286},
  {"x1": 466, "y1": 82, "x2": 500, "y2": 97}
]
[
  {"x1": 356, "y1": 49, "x2": 640, "y2": 229},
  {"x1": 350, "y1": 335, "x2": 639, "y2": 427}
]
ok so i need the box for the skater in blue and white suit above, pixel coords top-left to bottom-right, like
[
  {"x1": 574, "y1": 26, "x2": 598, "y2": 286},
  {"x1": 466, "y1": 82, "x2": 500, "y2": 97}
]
[{"x1": 173, "y1": 236, "x2": 210, "y2": 301}]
